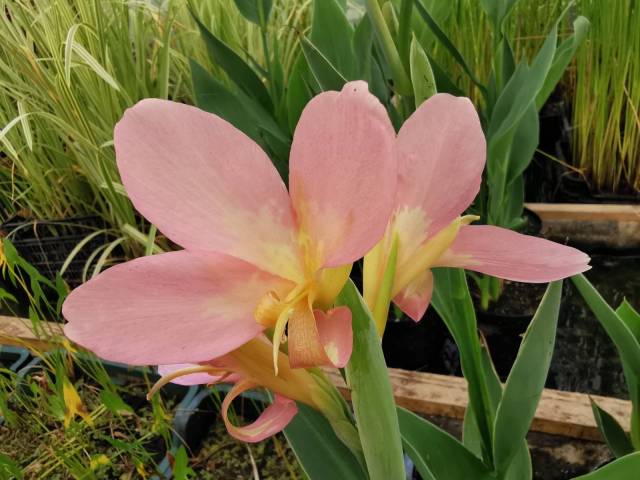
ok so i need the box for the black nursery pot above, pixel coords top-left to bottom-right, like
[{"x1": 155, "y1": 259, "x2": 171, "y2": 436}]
[
  {"x1": 0, "y1": 215, "x2": 110, "y2": 288},
  {"x1": 382, "y1": 308, "x2": 460, "y2": 376}
]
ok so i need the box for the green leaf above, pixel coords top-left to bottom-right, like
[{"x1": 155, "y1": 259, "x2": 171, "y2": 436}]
[
  {"x1": 479, "y1": 0, "x2": 520, "y2": 33},
  {"x1": 572, "y1": 274, "x2": 640, "y2": 379},
  {"x1": 413, "y1": 0, "x2": 486, "y2": 95},
  {"x1": 192, "y1": 14, "x2": 272, "y2": 111},
  {"x1": 284, "y1": 403, "x2": 366, "y2": 479},
  {"x1": 493, "y1": 281, "x2": 562, "y2": 475},
  {"x1": 591, "y1": 399, "x2": 634, "y2": 458},
  {"x1": 190, "y1": 59, "x2": 289, "y2": 178},
  {"x1": 99, "y1": 390, "x2": 134, "y2": 416},
  {"x1": 431, "y1": 268, "x2": 494, "y2": 464},
  {"x1": 337, "y1": 280, "x2": 405, "y2": 480},
  {"x1": 232, "y1": 0, "x2": 273, "y2": 26},
  {"x1": 572, "y1": 452, "x2": 640, "y2": 479},
  {"x1": 536, "y1": 16, "x2": 590, "y2": 109},
  {"x1": 285, "y1": 55, "x2": 314, "y2": 133},
  {"x1": 0, "y1": 452, "x2": 23, "y2": 479},
  {"x1": 301, "y1": 37, "x2": 348, "y2": 91},
  {"x1": 409, "y1": 35, "x2": 437, "y2": 107},
  {"x1": 617, "y1": 300, "x2": 640, "y2": 343},
  {"x1": 172, "y1": 445, "x2": 196, "y2": 480},
  {"x1": 310, "y1": 0, "x2": 356, "y2": 80},
  {"x1": 398, "y1": 407, "x2": 493, "y2": 480}
]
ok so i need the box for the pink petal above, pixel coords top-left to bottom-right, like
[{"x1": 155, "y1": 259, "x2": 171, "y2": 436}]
[
  {"x1": 289, "y1": 81, "x2": 397, "y2": 267},
  {"x1": 115, "y1": 99, "x2": 303, "y2": 282},
  {"x1": 63, "y1": 251, "x2": 293, "y2": 365},
  {"x1": 222, "y1": 380, "x2": 297, "y2": 443},
  {"x1": 396, "y1": 94, "x2": 485, "y2": 236},
  {"x1": 288, "y1": 305, "x2": 353, "y2": 369},
  {"x1": 440, "y1": 225, "x2": 591, "y2": 282},
  {"x1": 393, "y1": 270, "x2": 434, "y2": 322},
  {"x1": 316, "y1": 306, "x2": 353, "y2": 368},
  {"x1": 156, "y1": 364, "x2": 242, "y2": 386}
]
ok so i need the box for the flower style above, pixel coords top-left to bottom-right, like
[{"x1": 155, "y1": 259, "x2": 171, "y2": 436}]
[
  {"x1": 364, "y1": 93, "x2": 590, "y2": 332},
  {"x1": 62, "y1": 81, "x2": 396, "y2": 372},
  {"x1": 152, "y1": 337, "x2": 352, "y2": 443}
]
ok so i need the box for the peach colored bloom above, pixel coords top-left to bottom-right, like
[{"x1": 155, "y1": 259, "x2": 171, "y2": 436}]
[
  {"x1": 364, "y1": 94, "x2": 590, "y2": 329},
  {"x1": 63, "y1": 81, "x2": 396, "y2": 371}
]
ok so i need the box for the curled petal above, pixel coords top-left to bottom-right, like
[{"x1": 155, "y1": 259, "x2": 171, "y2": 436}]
[
  {"x1": 288, "y1": 305, "x2": 353, "y2": 369},
  {"x1": 157, "y1": 364, "x2": 241, "y2": 386},
  {"x1": 393, "y1": 269, "x2": 434, "y2": 322},
  {"x1": 289, "y1": 81, "x2": 397, "y2": 268},
  {"x1": 396, "y1": 94, "x2": 485, "y2": 236},
  {"x1": 63, "y1": 251, "x2": 293, "y2": 365},
  {"x1": 115, "y1": 99, "x2": 303, "y2": 281},
  {"x1": 440, "y1": 225, "x2": 591, "y2": 282},
  {"x1": 222, "y1": 380, "x2": 298, "y2": 443}
]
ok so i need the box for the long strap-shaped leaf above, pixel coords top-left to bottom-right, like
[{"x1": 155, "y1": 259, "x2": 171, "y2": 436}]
[
  {"x1": 398, "y1": 407, "x2": 493, "y2": 480},
  {"x1": 337, "y1": 280, "x2": 405, "y2": 480},
  {"x1": 283, "y1": 403, "x2": 367, "y2": 479},
  {"x1": 572, "y1": 452, "x2": 640, "y2": 479},
  {"x1": 492, "y1": 281, "x2": 563, "y2": 475}
]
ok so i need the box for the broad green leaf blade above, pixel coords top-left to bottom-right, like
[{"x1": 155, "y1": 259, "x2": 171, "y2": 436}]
[
  {"x1": 232, "y1": 0, "x2": 273, "y2": 25},
  {"x1": 479, "y1": 0, "x2": 520, "y2": 33},
  {"x1": 398, "y1": 407, "x2": 493, "y2": 480},
  {"x1": 409, "y1": 35, "x2": 436, "y2": 107},
  {"x1": 337, "y1": 280, "x2": 405, "y2": 480},
  {"x1": 190, "y1": 59, "x2": 289, "y2": 177},
  {"x1": 310, "y1": 0, "x2": 356, "y2": 80},
  {"x1": 572, "y1": 452, "x2": 640, "y2": 479},
  {"x1": 536, "y1": 16, "x2": 590, "y2": 109},
  {"x1": 463, "y1": 346, "x2": 533, "y2": 480},
  {"x1": 591, "y1": 400, "x2": 634, "y2": 458},
  {"x1": 571, "y1": 274, "x2": 640, "y2": 378},
  {"x1": 432, "y1": 268, "x2": 494, "y2": 465},
  {"x1": 301, "y1": 37, "x2": 348, "y2": 91},
  {"x1": 413, "y1": 0, "x2": 486, "y2": 95},
  {"x1": 285, "y1": 55, "x2": 314, "y2": 133},
  {"x1": 192, "y1": 15, "x2": 272, "y2": 111},
  {"x1": 617, "y1": 300, "x2": 640, "y2": 343},
  {"x1": 284, "y1": 403, "x2": 367, "y2": 479},
  {"x1": 493, "y1": 281, "x2": 563, "y2": 476}
]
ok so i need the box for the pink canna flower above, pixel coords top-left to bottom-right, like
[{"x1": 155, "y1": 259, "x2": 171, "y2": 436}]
[
  {"x1": 151, "y1": 337, "x2": 349, "y2": 443},
  {"x1": 364, "y1": 93, "x2": 590, "y2": 330},
  {"x1": 63, "y1": 81, "x2": 396, "y2": 372}
]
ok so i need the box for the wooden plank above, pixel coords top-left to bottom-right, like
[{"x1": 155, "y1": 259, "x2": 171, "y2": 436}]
[
  {"x1": 324, "y1": 369, "x2": 631, "y2": 442},
  {"x1": 525, "y1": 202, "x2": 640, "y2": 249},
  {"x1": 526, "y1": 203, "x2": 640, "y2": 222},
  {"x1": 0, "y1": 316, "x2": 630, "y2": 441}
]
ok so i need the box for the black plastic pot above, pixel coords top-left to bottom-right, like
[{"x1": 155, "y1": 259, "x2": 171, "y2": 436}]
[
  {"x1": 383, "y1": 309, "x2": 460, "y2": 376},
  {"x1": 0, "y1": 345, "x2": 30, "y2": 372},
  {"x1": 0, "y1": 216, "x2": 110, "y2": 287}
]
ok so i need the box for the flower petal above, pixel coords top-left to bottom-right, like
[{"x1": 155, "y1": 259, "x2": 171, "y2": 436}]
[
  {"x1": 440, "y1": 225, "x2": 591, "y2": 282},
  {"x1": 63, "y1": 251, "x2": 293, "y2": 365},
  {"x1": 156, "y1": 364, "x2": 241, "y2": 386},
  {"x1": 316, "y1": 307, "x2": 353, "y2": 368},
  {"x1": 393, "y1": 269, "x2": 434, "y2": 322},
  {"x1": 289, "y1": 81, "x2": 397, "y2": 268},
  {"x1": 396, "y1": 94, "x2": 485, "y2": 237},
  {"x1": 287, "y1": 304, "x2": 353, "y2": 369},
  {"x1": 222, "y1": 380, "x2": 298, "y2": 443},
  {"x1": 115, "y1": 99, "x2": 302, "y2": 281}
]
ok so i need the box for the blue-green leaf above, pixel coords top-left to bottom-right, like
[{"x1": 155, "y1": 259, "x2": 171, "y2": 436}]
[
  {"x1": 337, "y1": 280, "x2": 405, "y2": 480},
  {"x1": 192, "y1": 14, "x2": 272, "y2": 111},
  {"x1": 572, "y1": 452, "x2": 640, "y2": 479},
  {"x1": 232, "y1": 0, "x2": 273, "y2": 26},
  {"x1": 398, "y1": 407, "x2": 493, "y2": 480},
  {"x1": 284, "y1": 403, "x2": 366, "y2": 479},
  {"x1": 591, "y1": 399, "x2": 634, "y2": 458},
  {"x1": 409, "y1": 35, "x2": 437, "y2": 107},
  {"x1": 493, "y1": 281, "x2": 562, "y2": 475}
]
